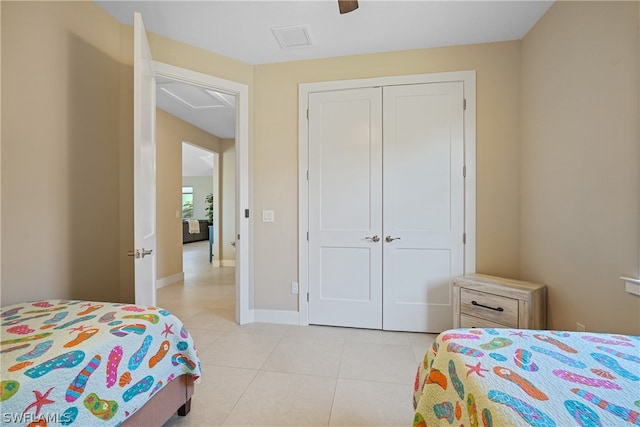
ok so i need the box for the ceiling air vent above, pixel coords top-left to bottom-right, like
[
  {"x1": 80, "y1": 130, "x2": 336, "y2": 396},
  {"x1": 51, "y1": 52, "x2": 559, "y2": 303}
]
[{"x1": 271, "y1": 24, "x2": 313, "y2": 50}]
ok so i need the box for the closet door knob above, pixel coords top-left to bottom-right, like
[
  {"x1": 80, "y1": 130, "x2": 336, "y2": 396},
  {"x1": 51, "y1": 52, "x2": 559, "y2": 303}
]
[
  {"x1": 365, "y1": 235, "x2": 380, "y2": 242},
  {"x1": 385, "y1": 236, "x2": 401, "y2": 242}
]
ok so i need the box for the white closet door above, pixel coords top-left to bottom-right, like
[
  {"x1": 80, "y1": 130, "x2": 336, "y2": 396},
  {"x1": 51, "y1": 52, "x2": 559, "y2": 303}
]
[
  {"x1": 382, "y1": 82, "x2": 465, "y2": 332},
  {"x1": 308, "y1": 88, "x2": 383, "y2": 329}
]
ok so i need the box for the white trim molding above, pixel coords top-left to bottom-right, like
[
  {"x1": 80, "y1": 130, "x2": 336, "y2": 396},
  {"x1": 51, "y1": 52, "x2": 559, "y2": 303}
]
[{"x1": 621, "y1": 277, "x2": 640, "y2": 296}]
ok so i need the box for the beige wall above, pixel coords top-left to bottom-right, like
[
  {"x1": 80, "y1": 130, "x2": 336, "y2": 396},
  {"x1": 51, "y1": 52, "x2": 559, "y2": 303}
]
[
  {"x1": 520, "y1": 1, "x2": 640, "y2": 334},
  {"x1": 146, "y1": 34, "x2": 253, "y2": 87},
  {"x1": 252, "y1": 42, "x2": 522, "y2": 310},
  {"x1": 156, "y1": 109, "x2": 220, "y2": 281},
  {"x1": 118, "y1": 63, "x2": 134, "y2": 303},
  {"x1": 1, "y1": 1, "x2": 128, "y2": 305}
]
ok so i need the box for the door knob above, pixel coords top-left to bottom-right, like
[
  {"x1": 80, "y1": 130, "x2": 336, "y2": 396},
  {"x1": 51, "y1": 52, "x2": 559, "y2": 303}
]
[
  {"x1": 385, "y1": 236, "x2": 401, "y2": 242},
  {"x1": 365, "y1": 235, "x2": 380, "y2": 242},
  {"x1": 140, "y1": 248, "x2": 153, "y2": 258}
]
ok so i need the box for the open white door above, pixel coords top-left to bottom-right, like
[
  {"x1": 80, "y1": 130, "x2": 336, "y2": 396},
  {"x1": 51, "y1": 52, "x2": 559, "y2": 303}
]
[{"x1": 133, "y1": 12, "x2": 157, "y2": 306}]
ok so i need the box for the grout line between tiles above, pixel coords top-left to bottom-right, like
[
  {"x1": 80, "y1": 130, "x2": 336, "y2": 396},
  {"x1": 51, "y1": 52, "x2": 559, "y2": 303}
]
[
  {"x1": 327, "y1": 334, "x2": 349, "y2": 427},
  {"x1": 218, "y1": 368, "x2": 261, "y2": 427}
]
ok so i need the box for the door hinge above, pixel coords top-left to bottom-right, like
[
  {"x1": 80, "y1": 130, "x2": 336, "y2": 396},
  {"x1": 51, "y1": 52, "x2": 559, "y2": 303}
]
[
  {"x1": 307, "y1": 292, "x2": 309, "y2": 302},
  {"x1": 237, "y1": 234, "x2": 240, "y2": 240},
  {"x1": 306, "y1": 109, "x2": 309, "y2": 119},
  {"x1": 463, "y1": 233, "x2": 466, "y2": 244},
  {"x1": 463, "y1": 99, "x2": 467, "y2": 110},
  {"x1": 463, "y1": 165, "x2": 466, "y2": 178},
  {"x1": 306, "y1": 231, "x2": 309, "y2": 241},
  {"x1": 306, "y1": 170, "x2": 309, "y2": 181}
]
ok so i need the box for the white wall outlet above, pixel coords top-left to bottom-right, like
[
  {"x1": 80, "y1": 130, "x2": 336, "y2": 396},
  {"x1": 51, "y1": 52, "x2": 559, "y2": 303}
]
[
  {"x1": 576, "y1": 322, "x2": 586, "y2": 332},
  {"x1": 291, "y1": 281, "x2": 299, "y2": 295},
  {"x1": 262, "y1": 210, "x2": 275, "y2": 222}
]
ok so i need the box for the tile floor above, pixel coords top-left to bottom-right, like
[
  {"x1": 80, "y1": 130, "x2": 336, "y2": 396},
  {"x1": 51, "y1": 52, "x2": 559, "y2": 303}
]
[{"x1": 160, "y1": 241, "x2": 436, "y2": 427}]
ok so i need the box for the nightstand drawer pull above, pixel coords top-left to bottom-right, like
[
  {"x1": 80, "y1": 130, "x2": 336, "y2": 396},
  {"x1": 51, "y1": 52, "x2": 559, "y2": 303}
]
[{"x1": 471, "y1": 300, "x2": 504, "y2": 312}]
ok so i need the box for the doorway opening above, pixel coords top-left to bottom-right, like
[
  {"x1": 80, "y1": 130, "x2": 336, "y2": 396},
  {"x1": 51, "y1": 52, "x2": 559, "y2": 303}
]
[
  {"x1": 153, "y1": 61, "x2": 250, "y2": 324},
  {"x1": 181, "y1": 142, "x2": 219, "y2": 263}
]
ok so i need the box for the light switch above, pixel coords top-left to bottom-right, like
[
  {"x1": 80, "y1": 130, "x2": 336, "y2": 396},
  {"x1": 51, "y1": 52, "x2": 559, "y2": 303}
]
[{"x1": 262, "y1": 210, "x2": 275, "y2": 222}]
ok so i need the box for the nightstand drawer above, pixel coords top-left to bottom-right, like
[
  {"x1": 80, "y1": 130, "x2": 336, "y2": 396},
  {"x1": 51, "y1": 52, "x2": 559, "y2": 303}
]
[
  {"x1": 460, "y1": 288, "x2": 518, "y2": 327},
  {"x1": 460, "y1": 314, "x2": 511, "y2": 329},
  {"x1": 453, "y1": 274, "x2": 546, "y2": 330}
]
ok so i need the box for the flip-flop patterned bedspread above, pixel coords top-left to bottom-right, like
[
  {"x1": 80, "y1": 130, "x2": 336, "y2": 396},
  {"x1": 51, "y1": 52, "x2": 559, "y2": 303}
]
[
  {"x1": 0, "y1": 300, "x2": 201, "y2": 426},
  {"x1": 413, "y1": 328, "x2": 640, "y2": 427}
]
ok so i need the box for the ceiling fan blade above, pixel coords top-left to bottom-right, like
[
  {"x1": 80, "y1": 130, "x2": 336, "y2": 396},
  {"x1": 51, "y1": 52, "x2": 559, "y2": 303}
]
[{"x1": 338, "y1": 0, "x2": 359, "y2": 14}]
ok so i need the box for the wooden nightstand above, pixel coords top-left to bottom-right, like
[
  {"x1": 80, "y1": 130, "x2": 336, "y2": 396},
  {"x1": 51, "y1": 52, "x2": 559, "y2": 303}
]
[{"x1": 452, "y1": 274, "x2": 547, "y2": 330}]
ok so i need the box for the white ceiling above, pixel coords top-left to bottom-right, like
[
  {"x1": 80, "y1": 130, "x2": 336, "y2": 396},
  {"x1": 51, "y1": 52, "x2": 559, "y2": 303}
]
[
  {"x1": 183, "y1": 143, "x2": 214, "y2": 177},
  {"x1": 97, "y1": 0, "x2": 553, "y2": 65},
  {"x1": 156, "y1": 76, "x2": 236, "y2": 138},
  {"x1": 96, "y1": 0, "x2": 553, "y2": 145}
]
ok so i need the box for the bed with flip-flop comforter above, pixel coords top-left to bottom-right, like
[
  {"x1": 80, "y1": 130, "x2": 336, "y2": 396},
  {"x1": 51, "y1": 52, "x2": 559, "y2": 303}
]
[
  {"x1": 0, "y1": 299, "x2": 201, "y2": 426},
  {"x1": 413, "y1": 328, "x2": 640, "y2": 427}
]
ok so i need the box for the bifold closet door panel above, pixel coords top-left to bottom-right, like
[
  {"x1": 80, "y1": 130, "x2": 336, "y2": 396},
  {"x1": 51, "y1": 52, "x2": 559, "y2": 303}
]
[
  {"x1": 382, "y1": 82, "x2": 465, "y2": 332},
  {"x1": 308, "y1": 87, "x2": 383, "y2": 329}
]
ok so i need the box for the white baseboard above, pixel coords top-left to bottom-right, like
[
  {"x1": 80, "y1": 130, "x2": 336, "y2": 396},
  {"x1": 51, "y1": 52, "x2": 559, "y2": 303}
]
[
  {"x1": 220, "y1": 260, "x2": 236, "y2": 267},
  {"x1": 211, "y1": 260, "x2": 220, "y2": 267},
  {"x1": 252, "y1": 309, "x2": 300, "y2": 325},
  {"x1": 156, "y1": 272, "x2": 184, "y2": 290}
]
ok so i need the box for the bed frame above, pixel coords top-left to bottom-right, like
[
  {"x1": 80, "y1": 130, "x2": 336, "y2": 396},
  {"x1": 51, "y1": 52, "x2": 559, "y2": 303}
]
[{"x1": 122, "y1": 374, "x2": 194, "y2": 426}]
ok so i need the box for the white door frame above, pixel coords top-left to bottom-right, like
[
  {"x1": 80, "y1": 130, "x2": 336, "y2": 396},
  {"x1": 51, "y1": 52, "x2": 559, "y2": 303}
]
[
  {"x1": 298, "y1": 70, "x2": 476, "y2": 326},
  {"x1": 153, "y1": 61, "x2": 251, "y2": 325}
]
